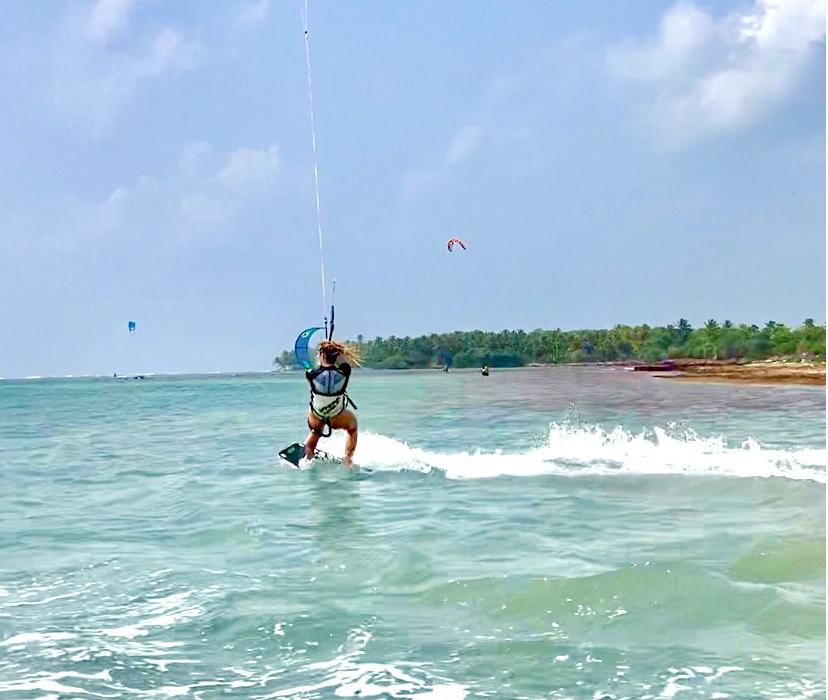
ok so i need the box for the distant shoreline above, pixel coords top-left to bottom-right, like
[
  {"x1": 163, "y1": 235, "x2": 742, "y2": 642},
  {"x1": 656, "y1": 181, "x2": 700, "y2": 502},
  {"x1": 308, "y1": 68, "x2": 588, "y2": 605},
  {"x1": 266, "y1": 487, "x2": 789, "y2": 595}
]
[
  {"x1": 535, "y1": 358, "x2": 826, "y2": 386},
  {"x1": 401, "y1": 359, "x2": 827, "y2": 386},
  {"x1": 5, "y1": 361, "x2": 825, "y2": 386},
  {"x1": 274, "y1": 321, "x2": 826, "y2": 378}
]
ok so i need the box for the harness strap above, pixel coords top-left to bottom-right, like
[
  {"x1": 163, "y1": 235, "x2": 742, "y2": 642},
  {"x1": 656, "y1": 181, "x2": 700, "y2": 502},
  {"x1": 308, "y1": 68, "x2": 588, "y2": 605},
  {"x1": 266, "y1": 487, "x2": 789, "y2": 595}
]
[{"x1": 308, "y1": 415, "x2": 332, "y2": 438}]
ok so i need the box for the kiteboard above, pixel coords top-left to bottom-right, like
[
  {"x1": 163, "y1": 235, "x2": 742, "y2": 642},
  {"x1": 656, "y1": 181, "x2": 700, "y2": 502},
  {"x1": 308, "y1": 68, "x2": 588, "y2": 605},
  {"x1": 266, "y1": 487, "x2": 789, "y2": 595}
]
[
  {"x1": 278, "y1": 442, "x2": 340, "y2": 468},
  {"x1": 277, "y1": 442, "x2": 373, "y2": 476}
]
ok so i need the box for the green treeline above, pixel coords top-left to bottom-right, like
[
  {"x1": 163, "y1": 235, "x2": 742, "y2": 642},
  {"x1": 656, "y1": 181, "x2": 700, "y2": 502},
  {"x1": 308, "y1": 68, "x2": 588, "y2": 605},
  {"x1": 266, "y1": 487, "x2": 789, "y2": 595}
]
[{"x1": 275, "y1": 319, "x2": 826, "y2": 370}]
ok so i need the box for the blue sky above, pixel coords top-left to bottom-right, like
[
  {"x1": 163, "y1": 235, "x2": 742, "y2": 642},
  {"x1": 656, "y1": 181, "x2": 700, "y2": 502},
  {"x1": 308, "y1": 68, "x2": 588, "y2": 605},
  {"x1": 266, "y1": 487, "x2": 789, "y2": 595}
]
[{"x1": 0, "y1": 0, "x2": 824, "y2": 377}]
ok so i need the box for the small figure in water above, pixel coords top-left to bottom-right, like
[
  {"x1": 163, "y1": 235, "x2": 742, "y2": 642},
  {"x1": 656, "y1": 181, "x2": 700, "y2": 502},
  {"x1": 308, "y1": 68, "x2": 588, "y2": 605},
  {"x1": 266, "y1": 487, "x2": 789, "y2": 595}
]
[
  {"x1": 481, "y1": 365, "x2": 490, "y2": 376},
  {"x1": 305, "y1": 340, "x2": 359, "y2": 466}
]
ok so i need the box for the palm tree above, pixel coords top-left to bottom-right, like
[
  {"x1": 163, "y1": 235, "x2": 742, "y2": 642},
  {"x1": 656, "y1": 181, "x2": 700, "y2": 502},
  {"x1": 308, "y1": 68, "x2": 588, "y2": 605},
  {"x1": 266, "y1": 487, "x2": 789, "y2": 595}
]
[
  {"x1": 677, "y1": 318, "x2": 692, "y2": 344},
  {"x1": 719, "y1": 321, "x2": 740, "y2": 358},
  {"x1": 703, "y1": 320, "x2": 721, "y2": 359}
]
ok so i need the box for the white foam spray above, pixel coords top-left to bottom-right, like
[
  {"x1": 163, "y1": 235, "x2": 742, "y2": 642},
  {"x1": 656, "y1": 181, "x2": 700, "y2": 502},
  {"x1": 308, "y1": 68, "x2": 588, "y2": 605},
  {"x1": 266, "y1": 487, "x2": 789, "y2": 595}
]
[{"x1": 320, "y1": 423, "x2": 826, "y2": 484}]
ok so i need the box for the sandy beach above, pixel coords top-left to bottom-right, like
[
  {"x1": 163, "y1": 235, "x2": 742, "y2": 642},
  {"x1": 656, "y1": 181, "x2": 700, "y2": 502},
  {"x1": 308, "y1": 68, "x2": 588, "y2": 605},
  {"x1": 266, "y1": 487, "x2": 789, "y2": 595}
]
[{"x1": 654, "y1": 358, "x2": 826, "y2": 386}]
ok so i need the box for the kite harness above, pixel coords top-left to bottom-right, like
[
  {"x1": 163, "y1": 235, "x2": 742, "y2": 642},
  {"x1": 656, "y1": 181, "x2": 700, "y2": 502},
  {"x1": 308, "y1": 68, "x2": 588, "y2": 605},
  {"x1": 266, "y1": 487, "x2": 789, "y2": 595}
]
[{"x1": 305, "y1": 359, "x2": 357, "y2": 437}]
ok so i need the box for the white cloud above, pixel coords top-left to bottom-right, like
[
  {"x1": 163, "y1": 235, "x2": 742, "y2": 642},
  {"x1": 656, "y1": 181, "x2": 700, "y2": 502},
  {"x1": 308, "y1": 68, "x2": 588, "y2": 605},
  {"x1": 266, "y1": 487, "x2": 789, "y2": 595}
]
[
  {"x1": 609, "y1": 0, "x2": 826, "y2": 146},
  {"x1": 176, "y1": 144, "x2": 281, "y2": 233},
  {"x1": 5, "y1": 143, "x2": 285, "y2": 256},
  {"x1": 400, "y1": 121, "x2": 487, "y2": 200},
  {"x1": 86, "y1": 0, "x2": 136, "y2": 43},
  {"x1": 609, "y1": 3, "x2": 717, "y2": 84},
  {"x1": 51, "y1": 2, "x2": 203, "y2": 133},
  {"x1": 217, "y1": 146, "x2": 280, "y2": 194},
  {"x1": 146, "y1": 28, "x2": 200, "y2": 75},
  {"x1": 446, "y1": 124, "x2": 486, "y2": 165},
  {"x1": 236, "y1": 0, "x2": 271, "y2": 28},
  {"x1": 741, "y1": 0, "x2": 826, "y2": 49},
  {"x1": 398, "y1": 62, "x2": 535, "y2": 202}
]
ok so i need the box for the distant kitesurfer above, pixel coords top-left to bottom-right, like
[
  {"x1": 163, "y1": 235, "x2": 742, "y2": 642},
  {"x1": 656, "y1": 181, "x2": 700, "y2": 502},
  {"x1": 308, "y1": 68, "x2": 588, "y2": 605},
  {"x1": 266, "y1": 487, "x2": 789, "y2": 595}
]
[
  {"x1": 305, "y1": 340, "x2": 359, "y2": 466},
  {"x1": 481, "y1": 365, "x2": 490, "y2": 376}
]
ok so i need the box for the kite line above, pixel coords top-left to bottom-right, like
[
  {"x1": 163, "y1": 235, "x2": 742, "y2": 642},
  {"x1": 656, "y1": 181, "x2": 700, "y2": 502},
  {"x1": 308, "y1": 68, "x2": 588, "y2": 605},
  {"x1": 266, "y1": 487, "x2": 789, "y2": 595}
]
[{"x1": 301, "y1": 0, "x2": 330, "y2": 337}]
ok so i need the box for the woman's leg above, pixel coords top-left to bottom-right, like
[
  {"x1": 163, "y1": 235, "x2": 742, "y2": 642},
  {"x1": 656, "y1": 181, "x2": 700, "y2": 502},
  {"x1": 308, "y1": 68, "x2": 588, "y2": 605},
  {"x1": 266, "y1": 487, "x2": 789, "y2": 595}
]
[
  {"x1": 329, "y1": 409, "x2": 358, "y2": 466},
  {"x1": 305, "y1": 412, "x2": 325, "y2": 459}
]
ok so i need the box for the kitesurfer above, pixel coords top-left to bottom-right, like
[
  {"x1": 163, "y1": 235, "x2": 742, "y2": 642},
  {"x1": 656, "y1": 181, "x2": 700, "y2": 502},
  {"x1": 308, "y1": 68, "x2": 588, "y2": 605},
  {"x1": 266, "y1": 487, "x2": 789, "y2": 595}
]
[{"x1": 305, "y1": 340, "x2": 359, "y2": 466}]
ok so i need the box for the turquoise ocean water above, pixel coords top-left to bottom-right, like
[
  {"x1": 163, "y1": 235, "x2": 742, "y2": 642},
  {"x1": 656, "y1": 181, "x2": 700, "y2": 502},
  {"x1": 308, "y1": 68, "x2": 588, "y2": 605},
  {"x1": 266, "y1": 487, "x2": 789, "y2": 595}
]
[{"x1": 1, "y1": 367, "x2": 825, "y2": 698}]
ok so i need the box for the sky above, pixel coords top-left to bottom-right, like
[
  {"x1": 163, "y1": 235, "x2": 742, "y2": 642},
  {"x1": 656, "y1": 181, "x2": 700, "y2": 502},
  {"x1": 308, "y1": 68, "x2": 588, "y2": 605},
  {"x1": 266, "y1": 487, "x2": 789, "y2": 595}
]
[{"x1": 0, "y1": 0, "x2": 825, "y2": 377}]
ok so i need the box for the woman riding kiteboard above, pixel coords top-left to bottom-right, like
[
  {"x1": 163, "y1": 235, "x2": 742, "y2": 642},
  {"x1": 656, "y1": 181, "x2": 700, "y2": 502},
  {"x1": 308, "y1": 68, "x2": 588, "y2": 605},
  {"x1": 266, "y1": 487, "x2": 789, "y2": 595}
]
[{"x1": 305, "y1": 340, "x2": 359, "y2": 466}]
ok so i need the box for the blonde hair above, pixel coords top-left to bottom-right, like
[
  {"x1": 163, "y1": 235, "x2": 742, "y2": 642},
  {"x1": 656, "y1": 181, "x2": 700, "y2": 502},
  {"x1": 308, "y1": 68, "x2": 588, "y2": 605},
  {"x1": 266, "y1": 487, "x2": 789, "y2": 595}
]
[{"x1": 319, "y1": 339, "x2": 363, "y2": 367}]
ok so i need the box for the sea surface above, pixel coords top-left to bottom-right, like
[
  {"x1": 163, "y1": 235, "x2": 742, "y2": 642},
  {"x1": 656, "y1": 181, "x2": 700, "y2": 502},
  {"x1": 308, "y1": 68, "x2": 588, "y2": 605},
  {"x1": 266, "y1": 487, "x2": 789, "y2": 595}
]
[{"x1": 1, "y1": 367, "x2": 825, "y2": 699}]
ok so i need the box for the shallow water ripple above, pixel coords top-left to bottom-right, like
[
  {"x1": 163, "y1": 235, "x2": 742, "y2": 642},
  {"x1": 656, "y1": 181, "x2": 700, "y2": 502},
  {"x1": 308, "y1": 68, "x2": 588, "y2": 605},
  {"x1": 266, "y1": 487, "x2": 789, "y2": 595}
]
[{"x1": 0, "y1": 371, "x2": 824, "y2": 698}]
